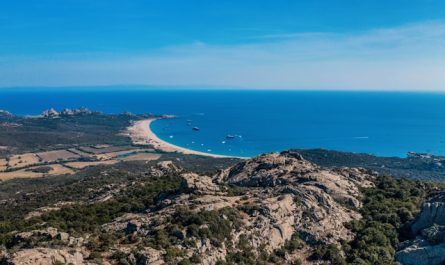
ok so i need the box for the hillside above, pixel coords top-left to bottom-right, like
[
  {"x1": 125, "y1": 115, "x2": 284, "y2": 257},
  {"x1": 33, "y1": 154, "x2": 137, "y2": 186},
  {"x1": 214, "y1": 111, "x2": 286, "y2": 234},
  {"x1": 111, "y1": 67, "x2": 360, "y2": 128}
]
[{"x1": 1, "y1": 151, "x2": 443, "y2": 265}]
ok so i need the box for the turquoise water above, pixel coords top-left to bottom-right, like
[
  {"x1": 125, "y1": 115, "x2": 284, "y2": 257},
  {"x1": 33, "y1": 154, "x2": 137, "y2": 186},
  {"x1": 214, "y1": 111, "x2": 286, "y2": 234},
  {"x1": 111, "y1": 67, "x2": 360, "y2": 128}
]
[{"x1": 1, "y1": 88, "x2": 445, "y2": 157}]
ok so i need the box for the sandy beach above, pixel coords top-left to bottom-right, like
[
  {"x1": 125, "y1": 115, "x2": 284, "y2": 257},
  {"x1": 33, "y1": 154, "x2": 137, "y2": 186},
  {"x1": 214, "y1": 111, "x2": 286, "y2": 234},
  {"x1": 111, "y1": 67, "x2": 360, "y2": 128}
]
[{"x1": 126, "y1": 118, "x2": 237, "y2": 158}]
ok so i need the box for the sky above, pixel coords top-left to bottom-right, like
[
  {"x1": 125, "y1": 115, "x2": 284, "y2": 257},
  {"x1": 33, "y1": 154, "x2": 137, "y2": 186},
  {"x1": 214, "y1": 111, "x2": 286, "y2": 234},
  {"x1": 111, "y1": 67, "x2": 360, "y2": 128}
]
[{"x1": 1, "y1": 0, "x2": 445, "y2": 90}]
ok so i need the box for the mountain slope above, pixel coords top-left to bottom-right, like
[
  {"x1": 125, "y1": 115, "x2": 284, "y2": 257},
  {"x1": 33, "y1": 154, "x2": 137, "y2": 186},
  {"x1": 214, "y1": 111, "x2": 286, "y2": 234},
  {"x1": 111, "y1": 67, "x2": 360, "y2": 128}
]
[{"x1": 1, "y1": 151, "x2": 442, "y2": 265}]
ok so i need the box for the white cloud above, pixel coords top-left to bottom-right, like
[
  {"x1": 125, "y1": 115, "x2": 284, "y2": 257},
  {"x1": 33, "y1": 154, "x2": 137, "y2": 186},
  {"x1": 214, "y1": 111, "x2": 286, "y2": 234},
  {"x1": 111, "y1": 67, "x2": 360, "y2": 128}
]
[{"x1": 1, "y1": 21, "x2": 445, "y2": 90}]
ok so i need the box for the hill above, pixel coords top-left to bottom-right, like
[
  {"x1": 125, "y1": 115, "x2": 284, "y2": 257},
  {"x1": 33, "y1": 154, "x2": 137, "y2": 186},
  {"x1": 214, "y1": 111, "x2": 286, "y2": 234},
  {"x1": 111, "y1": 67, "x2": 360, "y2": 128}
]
[{"x1": 1, "y1": 151, "x2": 443, "y2": 265}]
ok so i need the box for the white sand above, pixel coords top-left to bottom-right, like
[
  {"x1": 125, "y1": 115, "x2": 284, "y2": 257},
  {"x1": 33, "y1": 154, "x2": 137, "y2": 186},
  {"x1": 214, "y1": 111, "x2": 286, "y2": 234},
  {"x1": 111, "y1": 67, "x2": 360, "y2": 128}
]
[{"x1": 127, "y1": 118, "x2": 238, "y2": 158}]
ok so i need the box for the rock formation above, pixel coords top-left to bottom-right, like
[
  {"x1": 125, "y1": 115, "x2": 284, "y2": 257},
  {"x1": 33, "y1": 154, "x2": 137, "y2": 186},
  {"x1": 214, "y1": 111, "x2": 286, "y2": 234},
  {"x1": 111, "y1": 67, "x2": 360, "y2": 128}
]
[
  {"x1": 101, "y1": 152, "x2": 374, "y2": 264},
  {"x1": 60, "y1": 107, "x2": 92, "y2": 116},
  {"x1": 41, "y1": 108, "x2": 60, "y2": 118},
  {"x1": 9, "y1": 248, "x2": 84, "y2": 265},
  {"x1": 3, "y1": 227, "x2": 86, "y2": 265},
  {"x1": 41, "y1": 107, "x2": 92, "y2": 118},
  {"x1": 396, "y1": 191, "x2": 445, "y2": 265},
  {"x1": 216, "y1": 151, "x2": 374, "y2": 244},
  {"x1": 1, "y1": 152, "x2": 377, "y2": 264}
]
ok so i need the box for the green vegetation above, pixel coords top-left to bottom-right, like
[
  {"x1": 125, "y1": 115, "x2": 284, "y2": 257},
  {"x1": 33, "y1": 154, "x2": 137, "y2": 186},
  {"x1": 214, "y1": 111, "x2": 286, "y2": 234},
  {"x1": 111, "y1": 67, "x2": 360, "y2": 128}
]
[
  {"x1": 0, "y1": 172, "x2": 183, "y2": 246},
  {"x1": 25, "y1": 166, "x2": 52, "y2": 173},
  {"x1": 313, "y1": 175, "x2": 444, "y2": 265},
  {"x1": 216, "y1": 232, "x2": 305, "y2": 265},
  {"x1": 0, "y1": 113, "x2": 140, "y2": 157},
  {"x1": 311, "y1": 244, "x2": 346, "y2": 265},
  {"x1": 144, "y1": 207, "x2": 242, "y2": 250},
  {"x1": 294, "y1": 149, "x2": 445, "y2": 181}
]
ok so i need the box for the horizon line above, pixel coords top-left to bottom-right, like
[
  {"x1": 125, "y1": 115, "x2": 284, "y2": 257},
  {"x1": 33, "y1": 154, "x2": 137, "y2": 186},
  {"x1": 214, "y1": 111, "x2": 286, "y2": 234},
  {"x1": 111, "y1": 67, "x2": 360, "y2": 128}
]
[{"x1": 1, "y1": 85, "x2": 445, "y2": 94}]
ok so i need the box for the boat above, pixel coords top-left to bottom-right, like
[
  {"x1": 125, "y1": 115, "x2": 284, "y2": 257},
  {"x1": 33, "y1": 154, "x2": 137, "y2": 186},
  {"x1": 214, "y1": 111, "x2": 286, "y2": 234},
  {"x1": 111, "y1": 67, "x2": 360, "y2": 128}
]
[
  {"x1": 225, "y1": 134, "x2": 235, "y2": 139},
  {"x1": 192, "y1": 127, "x2": 200, "y2": 131}
]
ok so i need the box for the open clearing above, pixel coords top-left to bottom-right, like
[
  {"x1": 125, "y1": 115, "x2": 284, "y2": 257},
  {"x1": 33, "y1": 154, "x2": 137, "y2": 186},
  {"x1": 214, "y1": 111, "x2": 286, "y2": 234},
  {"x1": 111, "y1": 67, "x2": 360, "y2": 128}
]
[
  {"x1": 64, "y1": 152, "x2": 161, "y2": 169},
  {"x1": 36, "y1": 150, "x2": 80, "y2": 162},
  {"x1": 120, "y1": 153, "x2": 161, "y2": 161},
  {"x1": 0, "y1": 146, "x2": 162, "y2": 180},
  {"x1": 3, "y1": 153, "x2": 40, "y2": 169},
  {"x1": 0, "y1": 164, "x2": 74, "y2": 181}
]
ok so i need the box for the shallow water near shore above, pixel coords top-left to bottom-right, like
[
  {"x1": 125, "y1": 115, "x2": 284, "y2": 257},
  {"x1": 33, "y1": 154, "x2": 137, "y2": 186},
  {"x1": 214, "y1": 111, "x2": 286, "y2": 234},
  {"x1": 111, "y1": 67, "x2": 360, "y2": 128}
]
[{"x1": 2, "y1": 88, "x2": 445, "y2": 157}]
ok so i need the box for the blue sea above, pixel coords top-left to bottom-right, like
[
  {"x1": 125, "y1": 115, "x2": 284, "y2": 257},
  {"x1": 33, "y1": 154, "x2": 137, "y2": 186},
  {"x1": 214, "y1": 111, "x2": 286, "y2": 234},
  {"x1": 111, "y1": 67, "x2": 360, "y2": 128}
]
[{"x1": 1, "y1": 88, "x2": 445, "y2": 158}]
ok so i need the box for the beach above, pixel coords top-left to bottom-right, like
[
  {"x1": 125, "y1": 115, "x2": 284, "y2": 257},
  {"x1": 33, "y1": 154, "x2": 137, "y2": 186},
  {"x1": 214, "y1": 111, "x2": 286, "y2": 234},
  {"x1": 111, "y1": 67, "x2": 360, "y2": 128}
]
[{"x1": 127, "y1": 118, "x2": 235, "y2": 158}]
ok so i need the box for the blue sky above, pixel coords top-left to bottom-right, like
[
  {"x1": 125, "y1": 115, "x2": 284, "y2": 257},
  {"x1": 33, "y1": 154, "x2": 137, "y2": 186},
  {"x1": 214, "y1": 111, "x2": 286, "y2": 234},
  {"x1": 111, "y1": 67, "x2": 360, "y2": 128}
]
[{"x1": 1, "y1": 0, "x2": 445, "y2": 90}]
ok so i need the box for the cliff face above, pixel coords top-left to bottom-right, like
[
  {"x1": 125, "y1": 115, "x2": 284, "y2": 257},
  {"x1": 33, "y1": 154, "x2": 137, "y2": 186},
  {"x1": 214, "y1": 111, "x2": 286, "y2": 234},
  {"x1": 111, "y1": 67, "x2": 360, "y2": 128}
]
[
  {"x1": 396, "y1": 192, "x2": 445, "y2": 265},
  {"x1": 1, "y1": 152, "x2": 376, "y2": 265}
]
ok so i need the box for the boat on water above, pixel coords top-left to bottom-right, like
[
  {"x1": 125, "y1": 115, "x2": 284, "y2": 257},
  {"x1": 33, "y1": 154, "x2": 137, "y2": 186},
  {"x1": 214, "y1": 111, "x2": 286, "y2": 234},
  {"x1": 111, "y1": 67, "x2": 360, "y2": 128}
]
[
  {"x1": 192, "y1": 127, "x2": 200, "y2": 131},
  {"x1": 225, "y1": 134, "x2": 235, "y2": 139}
]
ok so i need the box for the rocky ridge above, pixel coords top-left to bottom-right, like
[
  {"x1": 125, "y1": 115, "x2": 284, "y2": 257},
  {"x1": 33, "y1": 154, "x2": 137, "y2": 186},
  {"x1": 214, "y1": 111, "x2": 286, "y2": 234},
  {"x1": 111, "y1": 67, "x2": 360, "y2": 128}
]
[
  {"x1": 41, "y1": 107, "x2": 92, "y2": 118},
  {"x1": 101, "y1": 152, "x2": 375, "y2": 264},
  {"x1": 1, "y1": 152, "x2": 376, "y2": 265}
]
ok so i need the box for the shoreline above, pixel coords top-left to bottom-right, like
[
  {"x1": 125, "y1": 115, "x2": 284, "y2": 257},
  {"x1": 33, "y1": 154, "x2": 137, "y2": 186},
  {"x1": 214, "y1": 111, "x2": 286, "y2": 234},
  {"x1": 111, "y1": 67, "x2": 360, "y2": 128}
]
[{"x1": 127, "y1": 117, "x2": 240, "y2": 159}]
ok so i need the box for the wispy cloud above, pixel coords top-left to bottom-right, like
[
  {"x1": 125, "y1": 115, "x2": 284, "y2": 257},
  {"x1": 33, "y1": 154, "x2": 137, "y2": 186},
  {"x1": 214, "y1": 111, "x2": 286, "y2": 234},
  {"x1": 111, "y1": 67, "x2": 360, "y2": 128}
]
[{"x1": 1, "y1": 21, "x2": 445, "y2": 90}]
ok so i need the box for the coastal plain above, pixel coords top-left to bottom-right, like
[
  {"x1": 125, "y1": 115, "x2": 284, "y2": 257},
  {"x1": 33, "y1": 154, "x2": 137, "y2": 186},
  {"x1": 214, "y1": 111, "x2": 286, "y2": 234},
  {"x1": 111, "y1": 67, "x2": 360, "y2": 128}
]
[{"x1": 0, "y1": 110, "x2": 236, "y2": 181}]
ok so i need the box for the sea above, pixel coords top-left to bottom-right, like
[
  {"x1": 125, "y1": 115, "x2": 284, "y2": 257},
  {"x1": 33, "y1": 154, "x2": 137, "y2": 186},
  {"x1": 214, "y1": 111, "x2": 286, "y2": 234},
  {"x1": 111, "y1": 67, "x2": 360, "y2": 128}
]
[{"x1": 1, "y1": 87, "x2": 445, "y2": 158}]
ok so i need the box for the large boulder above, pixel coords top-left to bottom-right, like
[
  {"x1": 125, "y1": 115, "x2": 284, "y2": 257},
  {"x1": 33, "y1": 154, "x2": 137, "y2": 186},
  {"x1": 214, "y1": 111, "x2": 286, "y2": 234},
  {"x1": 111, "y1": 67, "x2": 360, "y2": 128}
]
[
  {"x1": 180, "y1": 173, "x2": 221, "y2": 195},
  {"x1": 396, "y1": 191, "x2": 445, "y2": 265}
]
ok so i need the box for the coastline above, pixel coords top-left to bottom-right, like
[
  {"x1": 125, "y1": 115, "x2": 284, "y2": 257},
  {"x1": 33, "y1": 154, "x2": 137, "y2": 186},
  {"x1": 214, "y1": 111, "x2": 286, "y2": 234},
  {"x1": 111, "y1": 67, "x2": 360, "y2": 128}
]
[{"x1": 127, "y1": 117, "x2": 239, "y2": 158}]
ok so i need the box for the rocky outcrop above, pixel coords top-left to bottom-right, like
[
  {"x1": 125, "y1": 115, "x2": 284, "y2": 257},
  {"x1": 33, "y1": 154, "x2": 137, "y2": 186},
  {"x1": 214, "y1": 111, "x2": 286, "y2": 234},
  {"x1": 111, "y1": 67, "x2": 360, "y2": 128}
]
[
  {"x1": 135, "y1": 247, "x2": 165, "y2": 265},
  {"x1": 9, "y1": 248, "x2": 84, "y2": 265},
  {"x1": 410, "y1": 192, "x2": 445, "y2": 234},
  {"x1": 41, "y1": 108, "x2": 59, "y2": 118},
  {"x1": 180, "y1": 173, "x2": 221, "y2": 195},
  {"x1": 1, "y1": 227, "x2": 87, "y2": 265},
  {"x1": 2, "y1": 152, "x2": 377, "y2": 265},
  {"x1": 41, "y1": 107, "x2": 92, "y2": 118},
  {"x1": 396, "y1": 191, "x2": 445, "y2": 265},
  {"x1": 216, "y1": 151, "x2": 374, "y2": 244},
  {"x1": 147, "y1": 160, "x2": 182, "y2": 177},
  {"x1": 60, "y1": 107, "x2": 92, "y2": 116},
  {"x1": 100, "y1": 152, "x2": 374, "y2": 264}
]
